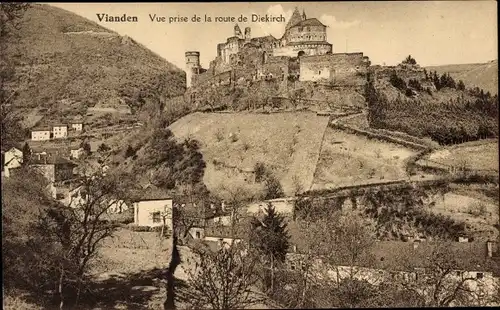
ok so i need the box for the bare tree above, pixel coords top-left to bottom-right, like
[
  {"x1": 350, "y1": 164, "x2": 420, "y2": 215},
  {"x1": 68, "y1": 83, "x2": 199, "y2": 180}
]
[
  {"x1": 40, "y1": 168, "x2": 123, "y2": 309},
  {"x1": 184, "y1": 240, "x2": 261, "y2": 309},
  {"x1": 399, "y1": 243, "x2": 482, "y2": 307}
]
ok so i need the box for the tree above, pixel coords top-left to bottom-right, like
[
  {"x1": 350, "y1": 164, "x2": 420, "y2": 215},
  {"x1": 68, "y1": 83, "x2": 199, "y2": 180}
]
[
  {"x1": 124, "y1": 145, "x2": 136, "y2": 158},
  {"x1": 263, "y1": 173, "x2": 284, "y2": 200},
  {"x1": 402, "y1": 55, "x2": 417, "y2": 65},
  {"x1": 97, "y1": 143, "x2": 110, "y2": 153},
  {"x1": 80, "y1": 141, "x2": 91, "y2": 155},
  {"x1": 21, "y1": 141, "x2": 31, "y2": 164},
  {"x1": 1, "y1": 3, "x2": 31, "y2": 149},
  {"x1": 249, "y1": 203, "x2": 290, "y2": 293},
  {"x1": 399, "y1": 243, "x2": 484, "y2": 307},
  {"x1": 254, "y1": 162, "x2": 267, "y2": 183},
  {"x1": 457, "y1": 80, "x2": 466, "y2": 91},
  {"x1": 39, "y1": 168, "x2": 124, "y2": 309},
  {"x1": 184, "y1": 240, "x2": 261, "y2": 309}
]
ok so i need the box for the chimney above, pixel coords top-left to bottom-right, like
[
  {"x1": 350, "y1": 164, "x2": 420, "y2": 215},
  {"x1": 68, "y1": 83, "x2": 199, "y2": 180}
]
[{"x1": 487, "y1": 240, "x2": 493, "y2": 258}]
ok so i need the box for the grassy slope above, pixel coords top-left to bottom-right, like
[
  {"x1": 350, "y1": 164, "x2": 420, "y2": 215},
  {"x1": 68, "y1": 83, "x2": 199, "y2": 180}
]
[
  {"x1": 426, "y1": 60, "x2": 498, "y2": 94},
  {"x1": 311, "y1": 126, "x2": 418, "y2": 190},
  {"x1": 426, "y1": 140, "x2": 499, "y2": 171},
  {"x1": 169, "y1": 112, "x2": 330, "y2": 197},
  {"x1": 7, "y1": 4, "x2": 185, "y2": 127}
]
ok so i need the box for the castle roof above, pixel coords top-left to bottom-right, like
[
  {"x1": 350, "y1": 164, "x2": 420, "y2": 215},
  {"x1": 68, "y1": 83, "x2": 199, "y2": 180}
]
[
  {"x1": 292, "y1": 18, "x2": 327, "y2": 28},
  {"x1": 286, "y1": 7, "x2": 303, "y2": 30},
  {"x1": 250, "y1": 35, "x2": 277, "y2": 43}
]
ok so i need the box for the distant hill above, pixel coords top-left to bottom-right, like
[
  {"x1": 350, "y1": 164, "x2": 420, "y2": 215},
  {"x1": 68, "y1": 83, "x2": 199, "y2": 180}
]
[
  {"x1": 426, "y1": 60, "x2": 498, "y2": 94},
  {"x1": 5, "y1": 4, "x2": 186, "y2": 128}
]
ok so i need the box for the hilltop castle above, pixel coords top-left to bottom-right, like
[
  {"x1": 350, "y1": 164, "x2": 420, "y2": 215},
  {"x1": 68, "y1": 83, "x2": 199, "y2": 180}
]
[{"x1": 185, "y1": 7, "x2": 370, "y2": 102}]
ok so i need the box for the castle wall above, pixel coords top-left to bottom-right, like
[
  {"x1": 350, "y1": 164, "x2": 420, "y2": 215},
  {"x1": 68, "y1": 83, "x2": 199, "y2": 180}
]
[
  {"x1": 258, "y1": 56, "x2": 289, "y2": 80},
  {"x1": 273, "y1": 42, "x2": 332, "y2": 57},
  {"x1": 299, "y1": 53, "x2": 367, "y2": 86},
  {"x1": 285, "y1": 25, "x2": 327, "y2": 43}
]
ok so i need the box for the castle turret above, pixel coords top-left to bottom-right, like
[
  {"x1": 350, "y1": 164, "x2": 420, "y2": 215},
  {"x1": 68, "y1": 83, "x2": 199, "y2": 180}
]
[
  {"x1": 244, "y1": 27, "x2": 251, "y2": 41},
  {"x1": 185, "y1": 51, "x2": 200, "y2": 88},
  {"x1": 234, "y1": 24, "x2": 242, "y2": 39}
]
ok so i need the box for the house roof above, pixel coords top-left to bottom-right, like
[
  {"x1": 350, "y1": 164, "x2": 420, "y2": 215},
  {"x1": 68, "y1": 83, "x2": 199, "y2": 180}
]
[
  {"x1": 31, "y1": 127, "x2": 52, "y2": 132},
  {"x1": 132, "y1": 184, "x2": 173, "y2": 202},
  {"x1": 30, "y1": 156, "x2": 77, "y2": 166},
  {"x1": 288, "y1": 229, "x2": 500, "y2": 274},
  {"x1": 204, "y1": 221, "x2": 248, "y2": 240}
]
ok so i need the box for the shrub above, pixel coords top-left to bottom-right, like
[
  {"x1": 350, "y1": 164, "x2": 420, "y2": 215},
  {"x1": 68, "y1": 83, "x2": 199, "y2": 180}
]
[
  {"x1": 215, "y1": 128, "x2": 224, "y2": 142},
  {"x1": 263, "y1": 173, "x2": 284, "y2": 200},
  {"x1": 124, "y1": 145, "x2": 136, "y2": 158},
  {"x1": 254, "y1": 162, "x2": 267, "y2": 182}
]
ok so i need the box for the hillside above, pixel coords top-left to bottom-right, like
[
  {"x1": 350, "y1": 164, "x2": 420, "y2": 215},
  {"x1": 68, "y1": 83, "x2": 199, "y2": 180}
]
[
  {"x1": 426, "y1": 60, "x2": 498, "y2": 94},
  {"x1": 169, "y1": 112, "x2": 330, "y2": 198},
  {"x1": 5, "y1": 4, "x2": 186, "y2": 129}
]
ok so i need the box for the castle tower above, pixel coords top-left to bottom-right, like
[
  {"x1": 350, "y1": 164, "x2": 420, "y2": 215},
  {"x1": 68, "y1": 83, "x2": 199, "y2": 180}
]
[
  {"x1": 185, "y1": 51, "x2": 200, "y2": 88},
  {"x1": 244, "y1": 27, "x2": 251, "y2": 41},
  {"x1": 234, "y1": 24, "x2": 242, "y2": 39},
  {"x1": 286, "y1": 7, "x2": 302, "y2": 30}
]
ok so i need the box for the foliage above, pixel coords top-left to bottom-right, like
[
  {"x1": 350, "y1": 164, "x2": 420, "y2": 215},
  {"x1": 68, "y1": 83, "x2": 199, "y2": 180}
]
[
  {"x1": 254, "y1": 162, "x2": 267, "y2": 183},
  {"x1": 398, "y1": 243, "x2": 484, "y2": 307},
  {"x1": 389, "y1": 72, "x2": 407, "y2": 92},
  {"x1": 361, "y1": 185, "x2": 466, "y2": 241},
  {"x1": 367, "y1": 78, "x2": 498, "y2": 145},
  {"x1": 124, "y1": 144, "x2": 136, "y2": 158},
  {"x1": 80, "y1": 141, "x2": 91, "y2": 155},
  {"x1": 136, "y1": 127, "x2": 206, "y2": 190},
  {"x1": 2, "y1": 167, "x2": 59, "y2": 294},
  {"x1": 184, "y1": 241, "x2": 261, "y2": 309},
  {"x1": 0, "y1": 3, "x2": 31, "y2": 149},
  {"x1": 21, "y1": 142, "x2": 31, "y2": 163},
  {"x1": 249, "y1": 203, "x2": 290, "y2": 292},
  {"x1": 97, "y1": 143, "x2": 110, "y2": 153},
  {"x1": 263, "y1": 173, "x2": 284, "y2": 200},
  {"x1": 38, "y1": 168, "x2": 123, "y2": 308},
  {"x1": 402, "y1": 55, "x2": 417, "y2": 65}
]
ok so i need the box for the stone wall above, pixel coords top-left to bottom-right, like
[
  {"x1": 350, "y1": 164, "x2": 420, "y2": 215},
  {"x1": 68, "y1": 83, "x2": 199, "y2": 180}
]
[{"x1": 299, "y1": 52, "x2": 367, "y2": 85}]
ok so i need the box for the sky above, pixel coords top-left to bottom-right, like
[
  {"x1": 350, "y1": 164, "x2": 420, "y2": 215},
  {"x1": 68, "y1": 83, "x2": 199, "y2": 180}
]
[{"x1": 47, "y1": 1, "x2": 497, "y2": 70}]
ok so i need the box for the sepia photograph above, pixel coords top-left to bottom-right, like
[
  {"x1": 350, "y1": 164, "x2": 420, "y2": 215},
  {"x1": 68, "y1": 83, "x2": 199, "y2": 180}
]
[{"x1": 1, "y1": 1, "x2": 499, "y2": 309}]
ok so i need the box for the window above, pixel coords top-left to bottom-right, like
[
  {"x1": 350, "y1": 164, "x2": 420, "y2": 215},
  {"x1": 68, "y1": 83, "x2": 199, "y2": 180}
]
[
  {"x1": 152, "y1": 211, "x2": 161, "y2": 223},
  {"x1": 477, "y1": 272, "x2": 484, "y2": 279},
  {"x1": 196, "y1": 231, "x2": 201, "y2": 239}
]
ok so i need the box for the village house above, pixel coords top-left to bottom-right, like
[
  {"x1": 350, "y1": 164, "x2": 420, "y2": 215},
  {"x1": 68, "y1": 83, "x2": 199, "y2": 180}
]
[
  {"x1": 31, "y1": 126, "x2": 52, "y2": 141},
  {"x1": 52, "y1": 124, "x2": 68, "y2": 139},
  {"x1": 285, "y1": 238, "x2": 500, "y2": 306},
  {"x1": 133, "y1": 197, "x2": 174, "y2": 229},
  {"x1": 70, "y1": 147, "x2": 85, "y2": 159},
  {"x1": 29, "y1": 155, "x2": 77, "y2": 183},
  {"x1": 31, "y1": 146, "x2": 71, "y2": 159},
  {"x1": 2, "y1": 147, "x2": 23, "y2": 178},
  {"x1": 70, "y1": 120, "x2": 84, "y2": 132}
]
